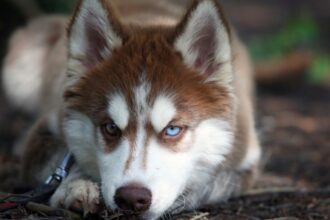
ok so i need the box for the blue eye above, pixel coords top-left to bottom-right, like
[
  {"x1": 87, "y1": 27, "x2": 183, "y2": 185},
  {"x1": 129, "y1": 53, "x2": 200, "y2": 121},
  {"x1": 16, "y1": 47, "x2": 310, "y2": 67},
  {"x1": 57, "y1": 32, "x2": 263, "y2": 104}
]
[{"x1": 165, "y1": 126, "x2": 182, "y2": 137}]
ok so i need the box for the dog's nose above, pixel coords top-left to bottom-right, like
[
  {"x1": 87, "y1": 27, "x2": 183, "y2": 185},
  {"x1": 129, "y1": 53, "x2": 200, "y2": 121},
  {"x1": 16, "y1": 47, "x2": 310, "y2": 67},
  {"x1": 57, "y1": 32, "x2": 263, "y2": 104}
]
[{"x1": 114, "y1": 186, "x2": 152, "y2": 212}]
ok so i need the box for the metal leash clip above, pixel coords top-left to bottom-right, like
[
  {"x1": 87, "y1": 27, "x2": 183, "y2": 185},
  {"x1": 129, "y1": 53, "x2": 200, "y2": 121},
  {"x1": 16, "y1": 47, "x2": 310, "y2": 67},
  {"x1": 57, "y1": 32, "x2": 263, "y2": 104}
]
[
  {"x1": 0, "y1": 152, "x2": 74, "y2": 212},
  {"x1": 45, "y1": 153, "x2": 74, "y2": 185}
]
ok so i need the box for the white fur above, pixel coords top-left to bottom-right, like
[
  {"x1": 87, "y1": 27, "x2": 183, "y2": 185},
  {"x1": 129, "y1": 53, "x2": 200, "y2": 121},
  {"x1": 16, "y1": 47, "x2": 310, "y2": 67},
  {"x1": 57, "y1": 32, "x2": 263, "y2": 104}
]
[
  {"x1": 50, "y1": 166, "x2": 100, "y2": 215},
  {"x1": 98, "y1": 138, "x2": 131, "y2": 207},
  {"x1": 239, "y1": 134, "x2": 261, "y2": 170},
  {"x1": 130, "y1": 80, "x2": 152, "y2": 170},
  {"x1": 131, "y1": 80, "x2": 151, "y2": 171},
  {"x1": 150, "y1": 95, "x2": 177, "y2": 133},
  {"x1": 108, "y1": 93, "x2": 129, "y2": 130},
  {"x1": 63, "y1": 111, "x2": 100, "y2": 180},
  {"x1": 171, "y1": 119, "x2": 233, "y2": 210},
  {"x1": 174, "y1": 0, "x2": 232, "y2": 84},
  {"x1": 144, "y1": 135, "x2": 195, "y2": 219},
  {"x1": 2, "y1": 41, "x2": 44, "y2": 113},
  {"x1": 146, "y1": 119, "x2": 233, "y2": 218},
  {"x1": 193, "y1": 119, "x2": 233, "y2": 165},
  {"x1": 134, "y1": 78, "x2": 151, "y2": 118},
  {"x1": 98, "y1": 130, "x2": 196, "y2": 218}
]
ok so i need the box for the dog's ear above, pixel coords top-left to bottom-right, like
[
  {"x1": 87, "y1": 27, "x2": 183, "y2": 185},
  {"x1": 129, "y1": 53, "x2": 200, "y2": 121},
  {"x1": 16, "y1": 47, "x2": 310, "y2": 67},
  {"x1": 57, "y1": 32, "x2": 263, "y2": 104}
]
[
  {"x1": 173, "y1": 0, "x2": 232, "y2": 83},
  {"x1": 67, "y1": 0, "x2": 124, "y2": 82}
]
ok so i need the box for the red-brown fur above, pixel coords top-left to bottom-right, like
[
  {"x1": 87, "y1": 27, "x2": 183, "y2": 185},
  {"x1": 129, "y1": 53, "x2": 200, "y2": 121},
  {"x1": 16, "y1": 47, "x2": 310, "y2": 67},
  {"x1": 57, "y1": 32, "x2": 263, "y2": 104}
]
[
  {"x1": 21, "y1": 117, "x2": 66, "y2": 185},
  {"x1": 64, "y1": 29, "x2": 233, "y2": 155}
]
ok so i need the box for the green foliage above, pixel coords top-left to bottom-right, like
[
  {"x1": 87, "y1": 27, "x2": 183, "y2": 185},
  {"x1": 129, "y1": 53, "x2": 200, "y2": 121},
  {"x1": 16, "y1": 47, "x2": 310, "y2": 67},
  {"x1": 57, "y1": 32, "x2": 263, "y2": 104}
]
[
  {"x1": 37, "y1": 0, "x2": 77, "y2": 14},
  {"x1": 249, "y1": 14, "x2": 319, "y2": 61},
  {"x1": 249, "y1": 13, "x2": 330, "y2": 84},
  {"x1": 308, "y1": 55, "x2": 330, "y2": 84}
]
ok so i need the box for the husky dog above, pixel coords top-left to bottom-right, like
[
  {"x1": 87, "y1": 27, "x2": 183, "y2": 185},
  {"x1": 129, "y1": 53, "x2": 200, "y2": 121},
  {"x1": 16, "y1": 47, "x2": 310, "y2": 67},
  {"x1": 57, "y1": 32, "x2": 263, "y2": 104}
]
[{"x1": 2, "y1": 0, "x2": 261, "y2": 219}]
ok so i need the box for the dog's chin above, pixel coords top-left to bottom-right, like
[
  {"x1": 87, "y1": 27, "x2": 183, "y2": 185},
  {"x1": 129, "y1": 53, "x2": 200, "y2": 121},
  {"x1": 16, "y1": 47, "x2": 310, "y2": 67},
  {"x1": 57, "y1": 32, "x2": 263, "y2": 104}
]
[
  {"x1": 114, "y1": 203, "x2": 177, "y2": 220},
  {"x1": 143, "y1": 199, "x2": 185, "y2": 220},
  {"x1": 103, "y1": 201, "x2": 162, "y2": 220},
  {"x1": 140, "y1": 211, "x2": 162, "y2": 220}
]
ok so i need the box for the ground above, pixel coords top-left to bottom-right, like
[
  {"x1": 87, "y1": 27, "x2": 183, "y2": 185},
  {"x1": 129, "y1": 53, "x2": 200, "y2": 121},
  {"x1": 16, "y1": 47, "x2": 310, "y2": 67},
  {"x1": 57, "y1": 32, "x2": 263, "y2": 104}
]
[{"x1": 0, "y1": 1, "x2": 329, "y2": 219}]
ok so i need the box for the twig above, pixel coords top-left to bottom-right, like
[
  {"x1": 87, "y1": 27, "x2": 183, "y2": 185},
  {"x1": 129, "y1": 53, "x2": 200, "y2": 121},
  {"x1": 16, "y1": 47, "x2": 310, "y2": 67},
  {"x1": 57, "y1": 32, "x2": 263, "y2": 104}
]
[
  {"x1": 189, "y1": 212, "x2": 209, "y2": 220},
  {"x1": 241, "y1": 187, "x2": 307, "y2": 197},
  {"x1": 107, "y1": 212, "x2": 124, "y2": 220},
  {"x1": 26, "y1": 202, "x2": 81, "y2": 219},
  {"x1": 265, "y1": 218, "x2": 299, "y2": 220}
]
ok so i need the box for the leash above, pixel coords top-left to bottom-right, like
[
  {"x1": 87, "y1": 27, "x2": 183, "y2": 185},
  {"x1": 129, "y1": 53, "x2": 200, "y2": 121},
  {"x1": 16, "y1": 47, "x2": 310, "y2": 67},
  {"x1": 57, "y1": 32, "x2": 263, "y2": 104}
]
[{"x1": 0, "y1": 152, "x2": 74, "y2": 212}]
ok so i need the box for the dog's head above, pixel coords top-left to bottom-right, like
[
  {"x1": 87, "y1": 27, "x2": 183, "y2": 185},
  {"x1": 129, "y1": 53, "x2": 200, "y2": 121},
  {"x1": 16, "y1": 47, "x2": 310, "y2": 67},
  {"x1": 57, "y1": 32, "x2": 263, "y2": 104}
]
[{"x1": 63, "y1": 0, "x2": 234, "y2": 218}]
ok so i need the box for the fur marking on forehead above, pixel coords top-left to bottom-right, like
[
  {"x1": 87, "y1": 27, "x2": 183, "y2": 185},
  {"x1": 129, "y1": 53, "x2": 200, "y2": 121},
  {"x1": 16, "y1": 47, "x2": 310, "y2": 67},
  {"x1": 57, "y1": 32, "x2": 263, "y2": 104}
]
[
  {"x1": 108, "y1": 93, "x2": 129, "y2": 129},
  {"x1": 134, "y1": 79, "x2": 151, "y2": 116},
  {"x1": 151, "y1": 95, "x2": 176, "y2": 132}
]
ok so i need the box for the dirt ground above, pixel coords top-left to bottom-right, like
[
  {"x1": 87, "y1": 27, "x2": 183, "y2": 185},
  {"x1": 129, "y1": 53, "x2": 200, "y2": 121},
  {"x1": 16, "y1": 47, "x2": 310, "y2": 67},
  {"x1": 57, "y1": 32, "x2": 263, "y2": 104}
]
[{"x1": 0, "y1": 1, "x2": 329, "y2": 220}]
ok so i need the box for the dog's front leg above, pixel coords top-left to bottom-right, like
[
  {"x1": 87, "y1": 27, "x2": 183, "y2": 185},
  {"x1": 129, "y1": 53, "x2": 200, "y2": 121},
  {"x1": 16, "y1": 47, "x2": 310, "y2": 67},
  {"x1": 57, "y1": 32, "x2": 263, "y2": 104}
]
[
  {"x1": 19, "y1": 116, "x2": 101, "y2": 214},
  {"x1": 49, "y1": 165, "x2": 100, "y2": 215}
]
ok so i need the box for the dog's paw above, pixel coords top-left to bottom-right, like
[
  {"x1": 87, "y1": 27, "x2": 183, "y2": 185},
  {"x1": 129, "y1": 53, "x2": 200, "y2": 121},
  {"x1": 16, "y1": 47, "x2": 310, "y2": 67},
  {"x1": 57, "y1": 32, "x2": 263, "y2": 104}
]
[{"x1": 50, "y1": 179, "x2": 100, "y2": 215}]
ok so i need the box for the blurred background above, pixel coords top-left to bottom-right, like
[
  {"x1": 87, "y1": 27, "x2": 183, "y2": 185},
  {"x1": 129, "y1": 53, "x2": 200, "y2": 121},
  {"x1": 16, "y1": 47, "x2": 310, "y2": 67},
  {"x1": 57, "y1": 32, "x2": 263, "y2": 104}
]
[{"x1": 0, "y1": 0, "x2": 329, "y2": 219}]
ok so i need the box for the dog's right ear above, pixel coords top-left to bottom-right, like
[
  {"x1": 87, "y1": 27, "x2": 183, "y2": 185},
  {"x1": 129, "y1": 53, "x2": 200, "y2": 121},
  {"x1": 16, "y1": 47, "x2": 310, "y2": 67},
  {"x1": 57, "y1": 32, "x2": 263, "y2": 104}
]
[
  {"x1": 67, "y1": 0, "x2": 124, "y2": 84},
  {"x1": 172, "y1": 0, "x2": 232, "y2": 84}
]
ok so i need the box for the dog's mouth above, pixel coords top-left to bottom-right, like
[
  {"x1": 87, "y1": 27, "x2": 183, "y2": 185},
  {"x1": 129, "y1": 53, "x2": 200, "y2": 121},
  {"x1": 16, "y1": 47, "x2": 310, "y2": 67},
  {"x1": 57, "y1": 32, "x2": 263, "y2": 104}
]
[
  {"x1": 101, "y1": 197, "x2": 186, "y2": 220},
  {"x1": 117, "y1": 210, "x2": 145, "y2": 219},
  {"x1": 163, "y1": 193, "x2": 190, "y2": 216},
  {"x1": 99, "y1": 208, "x2": 146, "y2": 220}
]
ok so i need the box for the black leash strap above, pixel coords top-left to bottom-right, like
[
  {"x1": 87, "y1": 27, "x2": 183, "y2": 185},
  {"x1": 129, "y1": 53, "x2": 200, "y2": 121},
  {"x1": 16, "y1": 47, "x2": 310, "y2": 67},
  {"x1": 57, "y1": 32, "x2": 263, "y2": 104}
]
[{"x1": 0, "y1": 152, "x2": 74, "y2": 212}]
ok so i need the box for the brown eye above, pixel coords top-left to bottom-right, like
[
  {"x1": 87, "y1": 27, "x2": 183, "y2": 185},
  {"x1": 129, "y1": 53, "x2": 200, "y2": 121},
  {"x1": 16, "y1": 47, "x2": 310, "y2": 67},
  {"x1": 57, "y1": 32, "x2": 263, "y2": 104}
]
[{"x1": 101, "y1": 121, "x2": 121, "y2": 138}]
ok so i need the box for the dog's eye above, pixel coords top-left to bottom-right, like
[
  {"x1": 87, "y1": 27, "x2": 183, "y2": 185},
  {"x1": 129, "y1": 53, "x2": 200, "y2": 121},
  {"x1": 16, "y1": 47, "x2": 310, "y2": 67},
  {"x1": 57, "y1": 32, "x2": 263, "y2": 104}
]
[
  {"x1": 101, "y1": 121, "x2": 121, "y2": 138},
  {"x1": 164, "y1": 126, "x2": 182, "y2": 137}
]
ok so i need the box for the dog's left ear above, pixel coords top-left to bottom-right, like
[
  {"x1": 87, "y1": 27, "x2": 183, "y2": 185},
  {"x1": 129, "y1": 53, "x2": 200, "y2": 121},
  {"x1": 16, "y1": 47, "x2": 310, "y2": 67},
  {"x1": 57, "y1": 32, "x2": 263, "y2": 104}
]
[
  {"x1": 173, "y1": 0, "x2": 232, "y2": 83},
  {"x1": 67, "y1": 0, "x2": 125, "y2": 84}
]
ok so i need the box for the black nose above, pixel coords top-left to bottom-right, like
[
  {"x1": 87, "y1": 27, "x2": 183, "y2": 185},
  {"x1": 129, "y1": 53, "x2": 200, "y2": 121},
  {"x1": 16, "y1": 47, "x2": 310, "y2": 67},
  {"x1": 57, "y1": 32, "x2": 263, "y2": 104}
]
[{"x1": 114, "y1": 186, "x2": 152, "y2": 212}]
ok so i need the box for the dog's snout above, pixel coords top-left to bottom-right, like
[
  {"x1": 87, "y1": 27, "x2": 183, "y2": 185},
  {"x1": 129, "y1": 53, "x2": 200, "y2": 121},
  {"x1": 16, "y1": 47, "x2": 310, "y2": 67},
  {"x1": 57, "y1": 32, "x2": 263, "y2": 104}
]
[{"x1": 114, "y1": 186, "x2": 152, "y2": 212}]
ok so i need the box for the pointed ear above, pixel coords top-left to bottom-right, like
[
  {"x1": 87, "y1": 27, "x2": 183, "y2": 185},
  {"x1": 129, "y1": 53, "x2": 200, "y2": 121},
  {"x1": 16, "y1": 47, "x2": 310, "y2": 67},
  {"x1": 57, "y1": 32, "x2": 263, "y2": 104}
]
[
  {"x1": 67, "y1": 0, "x2": 124, "y2": 82},
  {"x1": 173, "y1": 0, "x2": 232, "y2": 83}
]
